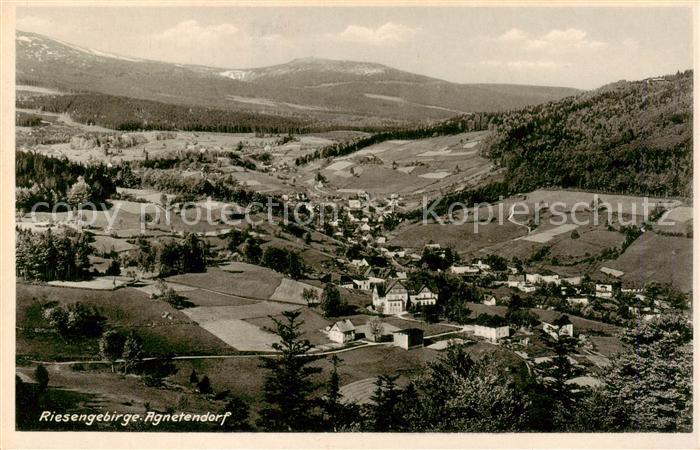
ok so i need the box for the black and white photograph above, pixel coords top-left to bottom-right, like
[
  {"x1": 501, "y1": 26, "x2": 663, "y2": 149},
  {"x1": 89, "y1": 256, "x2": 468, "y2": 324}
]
[{"x1": 1, "y1": 1, "x2": 697, "y2": 446}]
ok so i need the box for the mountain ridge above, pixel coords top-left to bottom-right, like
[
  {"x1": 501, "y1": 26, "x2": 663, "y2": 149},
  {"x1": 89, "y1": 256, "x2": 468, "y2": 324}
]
[{"x1": 16, "y1": 30, "x2": 581, "y2": 126}]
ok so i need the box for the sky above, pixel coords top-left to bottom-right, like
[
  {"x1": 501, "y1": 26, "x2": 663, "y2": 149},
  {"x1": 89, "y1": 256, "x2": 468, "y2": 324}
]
[{"x1": 15, "y1": 6, "x2": 695, "y2": 89}]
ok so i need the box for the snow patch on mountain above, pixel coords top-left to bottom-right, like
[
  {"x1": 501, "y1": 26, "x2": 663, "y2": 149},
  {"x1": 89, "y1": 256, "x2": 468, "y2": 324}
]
[{"x1": 220, "y1": 70, "x2": 250, "y2": 81}]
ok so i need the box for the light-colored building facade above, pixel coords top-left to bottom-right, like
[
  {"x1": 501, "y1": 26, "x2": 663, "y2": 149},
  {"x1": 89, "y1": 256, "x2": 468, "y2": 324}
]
[
  {"x1": 474, "y1": 324, "x2": 510, "y2": 342},
  {"x1": 328, "y1": 320, "x2": 356, "y2": 343}
]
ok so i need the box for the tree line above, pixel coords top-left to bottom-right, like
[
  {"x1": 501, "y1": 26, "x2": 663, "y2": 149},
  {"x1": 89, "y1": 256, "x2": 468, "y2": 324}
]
[
  {"x1": 16, "y1": 227, "x2": 92, "y2": 281},
  {"x1": 123, "y1": 233, "x2": 208, "y2": 277},
  {"x1": 17, "y1": 93, "x2": 312, "y2": 134},
  {"x1": 16, "y1": 151, "x2": 121, "y2": 211}
]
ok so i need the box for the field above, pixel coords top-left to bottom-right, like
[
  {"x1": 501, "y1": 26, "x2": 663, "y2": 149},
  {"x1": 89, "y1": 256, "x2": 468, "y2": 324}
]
[
  {"x1": 388, "y1": 216, "x2": 528, "y2": 257},
  {"x1": 548, "y1": 228, "x2": 626, "y2": 261},
  {"x1": 339, "y1": 377, "x2": 377, "y2": 404},
  {"x1": 521, "y1": 189, "x2": 681, "y2": 217},
  {"x1": 16, "y1": 283, "x2": 231, "y2": 360},
  {"x1": 303, "y1": 131, "x2": 494, "y2": 199},
  {"x1": 245, "y1": 308, "x2": 332, "y2": 346},
  {"x1": 600, "y1": 232, "x2": 693, "y2": 292},
  {"x1": 167, "y1": 265, "x2": 283, "y2": 300},
  {"x1": 269, "y1": 278, "x2": 323, "y2": 305},
  {"x1": 182, "y1": 302, "x2": 302, "y2": 351},
  {"x1": 520, "y1": 223, "x2": 579, "y2": 243}
]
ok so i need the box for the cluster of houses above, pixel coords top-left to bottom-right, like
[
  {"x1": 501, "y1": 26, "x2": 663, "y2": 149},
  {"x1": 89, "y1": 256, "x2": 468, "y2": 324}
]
[
  {"x1": 371, "y1": 280, "x2": 438, "y2": 314},
  {"x1": 321, "y1": 193, "x2": 401, "y2": 245}
]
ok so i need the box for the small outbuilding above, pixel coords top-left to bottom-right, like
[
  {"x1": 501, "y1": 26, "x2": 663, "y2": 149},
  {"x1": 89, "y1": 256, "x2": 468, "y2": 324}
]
[{"x1": 392, "y1": 328, "x2": 424, "y2": 350}]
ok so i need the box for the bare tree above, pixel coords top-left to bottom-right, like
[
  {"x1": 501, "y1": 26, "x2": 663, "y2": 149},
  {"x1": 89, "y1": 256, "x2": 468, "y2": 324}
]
[
  {"x1": 302, "y1": 288, "x2": 319, "y2": 306},
  {"x1": 368, "y1": 316, "x2": 384, "y2": 342}
]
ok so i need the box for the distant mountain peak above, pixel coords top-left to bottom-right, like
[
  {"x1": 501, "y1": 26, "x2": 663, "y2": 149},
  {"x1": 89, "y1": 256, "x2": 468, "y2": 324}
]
[
  {"x1": 16, "y1": 29, "x2": 143, "y2": 63},
  {"x1": 16, "y1": 29, "x2": 582, "y2": 125}
]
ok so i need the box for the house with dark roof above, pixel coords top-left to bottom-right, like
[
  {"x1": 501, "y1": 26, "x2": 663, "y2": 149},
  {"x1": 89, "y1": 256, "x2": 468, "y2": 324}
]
[
  {"x1": 412, "y1": 285, "x2": 438, "y2": 307},
  {"x1": 372, "y1": 280, "x2": 438, "y2": 314},
  {"x1": 372, "y1": 280, "x2": 409, "y2": 314},
  {"x1": 473, "y1": 313, "x2": 510, "y2": 342}
]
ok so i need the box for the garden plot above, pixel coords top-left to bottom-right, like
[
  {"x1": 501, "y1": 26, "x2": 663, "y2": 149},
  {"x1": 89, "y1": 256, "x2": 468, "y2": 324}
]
[
  {"x1": 111, "y1": 200, "x2": 154, "y2": 215},
  {"x1": 427, "y1": 338, "x2": 466, "y2": 350},
  {"x1": 397, "y1": 166, "x2": 416, "y2": 174},
  {"x1": 116, "y1": 187, "x2": 174, "y2": 204},
  {"x1": 355, "y1": 323, "x2": 399, "y2": 339},
  {"x1": 600, "y1": 232, "x2": 692, "y2": 292},
  {"x1": 352, "y1": 140, "x2": 407, "y2": 156},
  {"x1": 181, "y1": 289, "x2": 259, "y2": 307},
  {"x1": 548, "y1": 228, "x2": 626, "y2": 261},
  {"x1": 246, "y1": 308, "x2": 331, "y2": 345},
  {"x1": 418, "y1": 147, "x2": 452, "y2": 157},
  {"x1": 520, "y1": 223, "x2": 579, "y2": 243}
]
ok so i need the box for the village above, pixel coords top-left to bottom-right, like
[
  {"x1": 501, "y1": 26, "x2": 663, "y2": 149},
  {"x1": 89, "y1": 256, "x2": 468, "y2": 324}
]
[
  {"x1": 11, "y1": 18, "x2": 693, "y2": 434},
  {"x1": 17, "y1": 174, "x2": 688, "y2": 403}
]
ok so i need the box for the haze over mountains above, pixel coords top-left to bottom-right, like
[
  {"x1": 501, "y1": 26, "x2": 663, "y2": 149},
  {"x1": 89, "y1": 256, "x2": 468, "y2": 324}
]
[{"x1": 16, "y1": 31, "x2": 580, "y2": 125}]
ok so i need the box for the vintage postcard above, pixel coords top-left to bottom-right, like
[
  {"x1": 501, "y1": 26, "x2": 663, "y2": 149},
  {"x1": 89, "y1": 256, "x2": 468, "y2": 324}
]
[{"x1": 1, "y1": 1, "x2": 697, "y2": 448}]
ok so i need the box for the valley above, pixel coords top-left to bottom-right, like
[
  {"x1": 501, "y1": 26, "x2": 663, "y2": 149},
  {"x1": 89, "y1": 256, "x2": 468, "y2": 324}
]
[{"x1": 12, "y1": 28, "x2": 693, "y2": 434}]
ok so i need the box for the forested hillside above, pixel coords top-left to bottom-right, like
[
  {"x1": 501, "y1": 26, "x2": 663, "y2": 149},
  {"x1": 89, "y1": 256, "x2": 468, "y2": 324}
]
[
  {"x1": 483, "y1": 71, "x2": 693, "y2": 197},
  {"x1": 17, "y1": 93, "x2": 312, "y2": 134}
]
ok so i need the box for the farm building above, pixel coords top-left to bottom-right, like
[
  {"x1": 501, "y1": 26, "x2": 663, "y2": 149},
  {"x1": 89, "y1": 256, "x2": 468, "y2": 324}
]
[
  {"x1": 473, "y1": 260, "x2": 491, "y2": 271},
  {"x1": 328, "y1": 320, "x2": 356, "y2": 343},
  {"x1": 483, "y1": 296, "x2": 497, "y2": 306},
  {"x1": 348, "y1": 199, "x2": 362, "y2": 209},
  {"x1": 392, "y1": 328, "x2": 424, "y2": 350},
  {"x1": 350, "y1": 258, "x2": 369, "y2": 268},
  {"x1": 526, "y1": 273, "x2": 561, "y2": 285},
  {"x1": 542, "y1": 316, "x2": 574, "y2": 340},
  {"x1": 450, "y1": 265, "x2": 480, "y2": 275},
  {"x1": 595, "y1": 283, "x2": 614, "y2": 299},
  {"x1": 474, "y1": 324, "x2": 510, "y2": 342},
  {"x1": 473, "y1": 314, "x2": 510, "y2": 342},
  {"x1": 344, "y1": 276, "x2": 370, "y2": 291}
]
